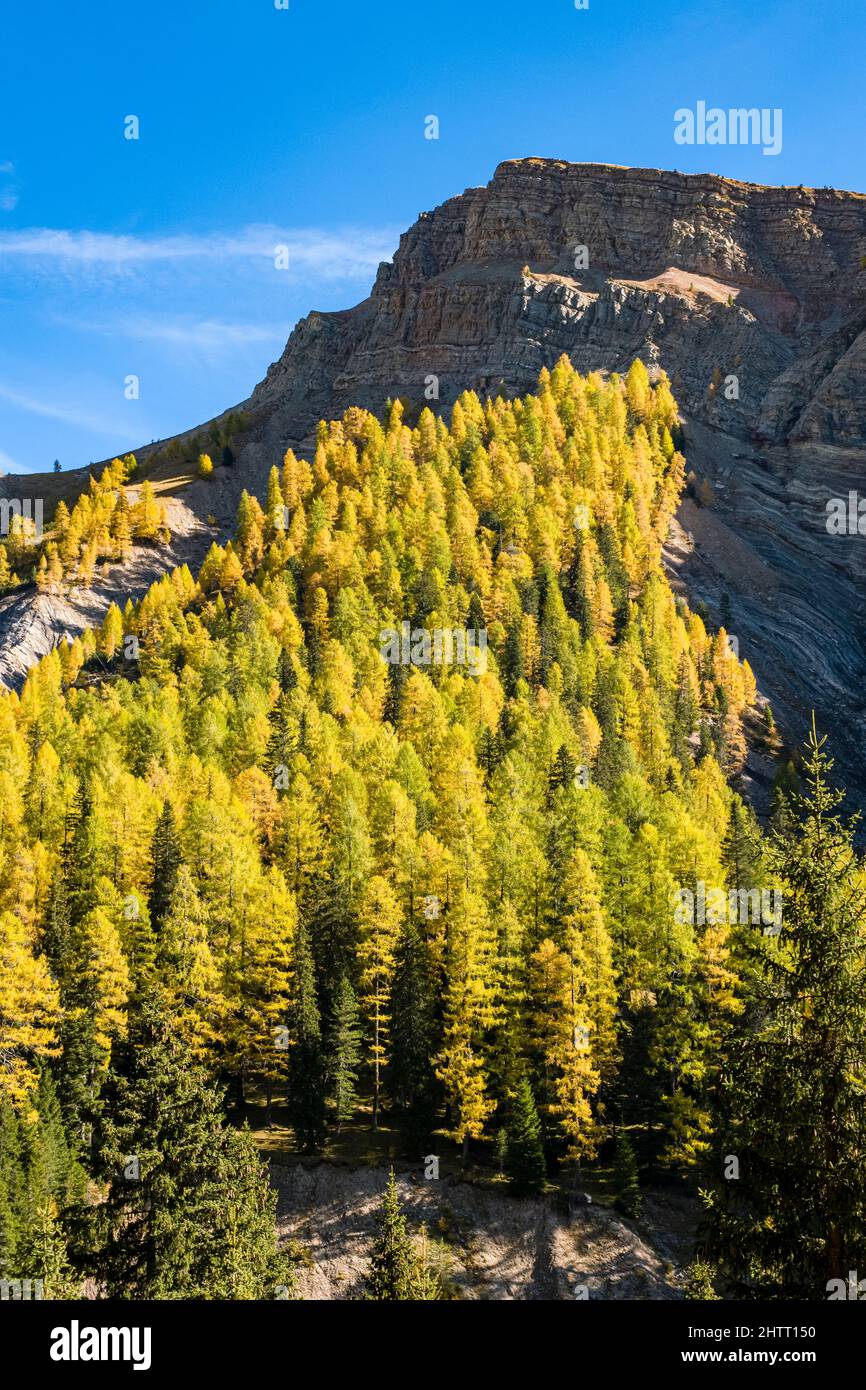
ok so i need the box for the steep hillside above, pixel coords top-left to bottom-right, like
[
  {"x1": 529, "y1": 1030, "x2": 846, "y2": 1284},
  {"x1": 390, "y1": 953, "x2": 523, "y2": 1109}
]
[
  {"x1": 3, "y1": 362, "x2": 864, "y2": 1303},
  {"x1": 4, "y1": 158, "x2": 866, "y2": 800},
  {"x1": 0, "y1": 363, "x2": 760, "y2": 1299}
]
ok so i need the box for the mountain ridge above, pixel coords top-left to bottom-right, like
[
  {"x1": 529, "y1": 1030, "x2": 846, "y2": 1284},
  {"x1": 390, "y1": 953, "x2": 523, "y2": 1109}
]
[{"x1": 4, "y1": 156, "x2": 866, "y2": 803}]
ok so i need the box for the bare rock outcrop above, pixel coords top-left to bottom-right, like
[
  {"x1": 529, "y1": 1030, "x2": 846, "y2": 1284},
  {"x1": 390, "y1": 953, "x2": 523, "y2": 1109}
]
[
  {"x1": 0, "y1": 490, "x2": 215, "y2": 688},
  {"x1": 274, "y1": 1162, "x2": 689, "y2": 1301},
  {"x1": 250, "y1": 159, "x2": 866, "y2": 448}
]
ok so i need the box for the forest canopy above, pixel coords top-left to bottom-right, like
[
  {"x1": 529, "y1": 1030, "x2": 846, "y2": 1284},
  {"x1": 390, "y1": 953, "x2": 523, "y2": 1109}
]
[{"x1": 5, "y1": 357, "x2": 856, "y2": 1303}]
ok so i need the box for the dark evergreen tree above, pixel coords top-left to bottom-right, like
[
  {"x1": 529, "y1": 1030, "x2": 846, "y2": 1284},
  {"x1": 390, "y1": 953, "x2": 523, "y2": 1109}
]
[
  {"x1": 502, "y1": 620, "x2": 525, "y2": 696},
  {"x1": 613, "y1": 1134, "x2": 642, "y2": 1218},
  {"x1": 478, "y1": 727, "x2": 502, "y2": 784},
  {"x1": 467, "y1": 590, "x2": 486, "y2": 634},
  {"x1": 42, "y1": 870, "x2": 72, "y2": 978},
  {"x1": 703, "y1": 722, "x2": 866, "y2": 1297},
  {"x1": 43, "y1": 847, "x2": 107, "y2": 1140},
  {"x1": 0, "y1": 1074, "x2": 82, "y2": 1295},
  {"x1": 0, "y1": 1103, "x2": 24, "y2": 1277},
  {"x1": 54, "y1": 908, "x2": 124, "y2": 1141},
  {"x1": 31, "y1": 1070, "x2": 84, "y2": 1206},
  {"x1": 719, "y1": 591, "x2": 733, "y2": 630},
  {"x1": 74, "y1": 1007, "x2": 289, "y2": 1299},
  {"x1": 62, "y1": 785, "x2": 98, "y2": 926},
  {"x1": 326, "y1": 975, "x2": 362, "y2": 1133},
  {"x1": 610, "y1": 1005, "x2": 666, "y2": 1170},
  {"x1": 504, "y1": 1077, "x2": 546, "y2": 1196},
  {"x1": 383, "y1": 659, "x2": 408, "y2": 728},
  {"x1": 276, "y1": 646, "x2": 297, "y2": 694},
  {"x1": 147, "y1": 800, "x2": 181, "y2": 935},
  {"x1": 363, "y1": 1169, "x2": 436, "y2": 1300},
  {"x1": 538, "y1": 567, "x2": 568, "y2": 683},
  {"x1": 265, "y1": 692, "x2": 297, "y2": 791},
  {"x1": 389, "y1": 922, "x2": 439, "y2": 1154},
  {"x1": 287, "y1": 923, "x2": 327, "y2": 1153},
  {"x1": 721, "y1": 796, "x2": 759, "y2": 893},
  {"x1": 547, "y1": 744, "x2": 578, "y2": 802}
]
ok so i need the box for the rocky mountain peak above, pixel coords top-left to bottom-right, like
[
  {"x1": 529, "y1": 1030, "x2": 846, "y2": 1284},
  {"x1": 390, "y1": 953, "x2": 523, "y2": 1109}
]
[{"x1": 250, "y1": 157, "x2": 866, "y2": 455}]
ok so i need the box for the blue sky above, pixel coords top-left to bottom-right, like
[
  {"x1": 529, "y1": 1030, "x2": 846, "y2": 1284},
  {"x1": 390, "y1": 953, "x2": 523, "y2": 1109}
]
[{"x1": 1, "y1": 0, "x2": 863, "y2": 473}]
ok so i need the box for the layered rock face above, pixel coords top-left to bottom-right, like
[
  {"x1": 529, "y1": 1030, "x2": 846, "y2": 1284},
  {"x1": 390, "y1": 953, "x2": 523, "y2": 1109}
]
[
  {"x1": 5, "y1": 159, "x2": 866, "y2": 804},
  {"x1": 250, "y1": 159, "x2": 866, "y2": 449},
  {"x1": 242, "y1": 159, "x2": 866, "y2": 806}
]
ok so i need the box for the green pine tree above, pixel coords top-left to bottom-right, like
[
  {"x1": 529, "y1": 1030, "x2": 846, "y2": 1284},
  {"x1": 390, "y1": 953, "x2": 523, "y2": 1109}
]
[
  {"x1": 363, "y1": 1170, "x2": 438, "y2": 1300},
  {"x1": 42, "y1": 871, "x2": 72, "y2": 978},
  {"x1": 721, "y1": 795, "x2": 760, "y2": 893},
  {"x1": 703, "y1": 720, "x2": 866, "y2": 1297},
  {"x1": 76, "y1": 1007, "x2": 290, "y2": 1299},
  {"x1": 287, "y1": 923, "x2": 327, "y2": 1153},
  {"x1": 266, "y1": 693, "x2": 297, "y2": 790},
  {"x1": 504, "y1": 1077, "x2": 546, "y2": 1196},
  {"x1": 389, "y1": 922, "x2": 439, "y2": 1153},
  {"x1": 326, "y1": 975, "x2": 362, "y2": 1133},
  {"x1": 0, "y1": 1075, "x2": 81, "y2": 1295},
  {"x1": 0, "y1": 1103, "x2": 25, "y2": 1277},
  {"x1": 32, "y1": 1070, "x2": 84, "y2": 1206},
  {"x1": 148, "y1": 800, "x2": 181, "y2": 934},
  {"x1": 613, "y1": 1134, "x2": 642, "y2": 1218},
  {"x1": 16, "y1": 1202, "x2": 80, "y2": 1298},
  {"x1": 62, "y1": 785, "x2": 98, "y2": 926}
]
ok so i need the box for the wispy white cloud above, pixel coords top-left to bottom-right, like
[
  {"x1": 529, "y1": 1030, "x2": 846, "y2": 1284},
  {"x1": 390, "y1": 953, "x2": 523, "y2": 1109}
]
[
  {"x1": 0, "y1": 160, "x2": 17, "y2": 211},
  {"x1": 0, "y1": 447, "x2": 24, "y2": 473},
  {"x1": 0, "y1": 224, "x2": 397, "y2": 279},
  {"x1": 71, "y1": 314, "x2": 288, "y2": 351},
  {"x1": 0, "y1": 382, "x2": 141, "y2": 441},
  {"x1": 0, "y1": 215, "x2": 395, "y2": 469},
  {"x1": 138, "y1": 317, "x2": 285, "y2": 348}
]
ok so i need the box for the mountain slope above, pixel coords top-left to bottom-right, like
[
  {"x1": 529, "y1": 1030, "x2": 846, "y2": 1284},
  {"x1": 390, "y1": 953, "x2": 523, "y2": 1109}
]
[
  {"x1": 0, "y1": 365, "x2": 753, "y2": 1296},
  {"x1": 4, "y1": 158, "x2": 866, "y2": 800}
]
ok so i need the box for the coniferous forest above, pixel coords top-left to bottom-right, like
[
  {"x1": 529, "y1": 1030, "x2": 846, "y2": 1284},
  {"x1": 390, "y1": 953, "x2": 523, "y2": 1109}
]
[{"x1": 1, "y1": 358, "x2": 865, "y2": 1302}]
